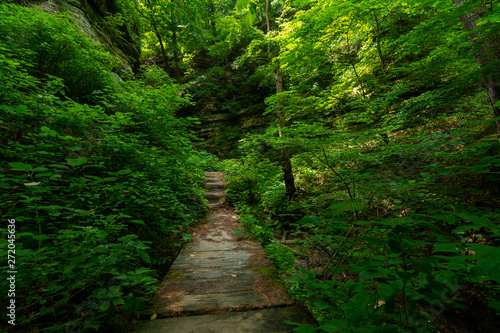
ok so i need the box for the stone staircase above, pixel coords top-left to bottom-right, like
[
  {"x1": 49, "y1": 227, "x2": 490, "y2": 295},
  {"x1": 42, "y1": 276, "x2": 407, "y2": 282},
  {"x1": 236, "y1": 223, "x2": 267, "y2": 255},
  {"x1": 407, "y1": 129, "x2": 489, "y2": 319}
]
[{"x1": 132, "y1": 172, "x2": 311, "y2": 333}]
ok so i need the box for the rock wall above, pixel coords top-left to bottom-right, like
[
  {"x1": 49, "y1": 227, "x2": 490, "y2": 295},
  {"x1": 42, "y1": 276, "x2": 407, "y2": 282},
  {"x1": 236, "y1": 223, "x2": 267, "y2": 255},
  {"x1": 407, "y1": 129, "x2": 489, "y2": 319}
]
[{"x1": 29, "y1": 0, "x2": 140, "y2": 73}]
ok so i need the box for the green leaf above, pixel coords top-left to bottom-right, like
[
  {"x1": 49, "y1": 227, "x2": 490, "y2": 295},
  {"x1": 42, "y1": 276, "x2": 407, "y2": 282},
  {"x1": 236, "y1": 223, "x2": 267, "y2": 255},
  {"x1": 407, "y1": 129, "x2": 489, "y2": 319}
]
[
  {"x1": 388, "y1": 237, "x2": 403, "y2": 254},
  {"x1": 319, "y1": 320, "x2": 347, "y2": 331},
  {"x1": 453, "y1": 212, "x2": 490, "y2": 224},
  {"x1": 108, "y1": 286, "x2": 122, "y2": 298},
  {"x1": 9, "y1": 162, "x2": 33, "y2": 171},
  {"x1": 117, "y1": 168, "x2": 132, "y2": 175},
  {"x1": 66, "y1": 157, "x2": 88, "y2": 167},
  {"x1": 329, "y1": 201, "x2": 365, "y2": 217},
  {"x1": 95, "y1": 288, "x2": 107, "y2": 299},
  {"x1": 97, "y1": 301, "x2": 111, "y2": 311},
  {"x1": 414, "y1": 260, "x2": 433, "y2": 274},
  {"x1": 16, "y1": 232, "x2": 35, "y2": 239},
  {"x1": 236, "y1": 0, "x2": 250, "y2": 12},
  {"x1": 249, "y1": 2, "x2": 257, "y2": 15},
  {"x1": 290, "y1": 323, "x2": 320, "y2": 333},
  {"x1": 119, "y1": 234, "x2": 139, "y2": 243},
  {"x1": 488, "y1": 301, "x2": 500, "y2": 314}
]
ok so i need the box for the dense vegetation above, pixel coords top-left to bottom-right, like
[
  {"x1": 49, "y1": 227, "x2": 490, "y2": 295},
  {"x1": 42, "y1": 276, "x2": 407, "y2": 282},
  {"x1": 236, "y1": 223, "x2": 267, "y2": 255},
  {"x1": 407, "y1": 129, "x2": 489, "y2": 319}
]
[
  {"x1": 219, "y1": 1, "x2": 500, "y2": 332},
  {"x1": 1, "y1": 0, "x2": 499, "y2": 332},
  {"x1": 0, "y1": 2, "x2": 207, "y2": 332}
]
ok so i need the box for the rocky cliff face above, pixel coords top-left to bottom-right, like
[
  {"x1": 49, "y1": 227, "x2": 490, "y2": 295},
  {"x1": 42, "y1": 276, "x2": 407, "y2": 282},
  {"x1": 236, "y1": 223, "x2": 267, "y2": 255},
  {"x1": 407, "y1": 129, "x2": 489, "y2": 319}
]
[
  {"x1": 178, "y1": 66, "x2": 274, "y2": 158},
  {"x1": 31, "y1": 0, "x2": 140, "y2": 73}
]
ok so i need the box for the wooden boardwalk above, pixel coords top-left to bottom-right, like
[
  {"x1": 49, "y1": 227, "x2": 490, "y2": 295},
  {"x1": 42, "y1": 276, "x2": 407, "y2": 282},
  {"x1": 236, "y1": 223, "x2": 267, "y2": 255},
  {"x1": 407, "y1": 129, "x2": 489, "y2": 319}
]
[{"x1": 132, "y1": 172, "x2": 310, "y2": 332}]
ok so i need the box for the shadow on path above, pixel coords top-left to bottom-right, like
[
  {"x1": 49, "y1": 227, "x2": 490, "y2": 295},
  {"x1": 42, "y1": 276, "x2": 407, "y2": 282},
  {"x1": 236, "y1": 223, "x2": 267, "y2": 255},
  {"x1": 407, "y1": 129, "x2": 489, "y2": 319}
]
[{"x1": 132, "y1": 172, "x2": 311, "y2": 332}]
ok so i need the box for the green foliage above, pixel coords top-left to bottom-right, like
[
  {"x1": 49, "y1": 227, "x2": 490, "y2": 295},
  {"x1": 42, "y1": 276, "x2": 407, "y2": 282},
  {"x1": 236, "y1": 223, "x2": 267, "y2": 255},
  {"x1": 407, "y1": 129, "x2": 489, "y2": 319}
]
[
  {"x1": 223, "y1": 155, "x2": 282, "y2": 209},
  {"x1": 0, "y1": 4, "x2": 116, "y2": 103},
  {"x1": 194, "y1": 151, "x2": 222, "y2": 171},
  {"x1": 265, "y1": 242, "x2": 297, "y2": 274},
  {"x1": 220, "y1": 1, "x2": 500, "y2": 330},
  {"x1": 0, "y1": 4, "x2": 205, "y2": 331},
  {"x1": 226, "y1": 118, "x2": 500, "y2": 330}
]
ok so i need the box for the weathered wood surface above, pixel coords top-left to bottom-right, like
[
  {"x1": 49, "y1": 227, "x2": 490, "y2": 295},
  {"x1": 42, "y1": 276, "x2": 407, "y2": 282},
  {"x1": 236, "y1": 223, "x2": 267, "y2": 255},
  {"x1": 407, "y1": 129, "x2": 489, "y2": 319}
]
[{"x1": 132, "y1": 172, "x2": 310, "y2": 332}]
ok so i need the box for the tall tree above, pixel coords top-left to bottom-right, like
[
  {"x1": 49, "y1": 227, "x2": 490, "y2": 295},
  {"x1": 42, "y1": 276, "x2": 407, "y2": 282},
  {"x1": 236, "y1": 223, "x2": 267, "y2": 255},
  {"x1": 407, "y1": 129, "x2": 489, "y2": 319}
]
[
  {"x1": 136, "y1": 0, "x2": 171, "y2": 72},
  {"x1": 267, "y1": 0, "x2": 296, "y2": 199},
  {"x1": 454, "y1": 0, "x2": 500, "y2": 133},
  {"x1": 237, "y1": 0, "x2": 296, "y2": 199},
  {"x1": 137, "y1": 0, "x2": 216, "y2": 81},
  {"x1": 171, "y1": 0, "x2": 181, "y2": 82}
]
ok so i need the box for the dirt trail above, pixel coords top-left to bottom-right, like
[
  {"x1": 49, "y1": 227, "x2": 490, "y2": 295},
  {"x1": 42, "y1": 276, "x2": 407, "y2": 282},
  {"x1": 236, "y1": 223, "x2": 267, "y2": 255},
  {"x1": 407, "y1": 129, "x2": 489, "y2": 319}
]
[{"x1": 132, "y1": 172, "x2": 310, "y2": 332}]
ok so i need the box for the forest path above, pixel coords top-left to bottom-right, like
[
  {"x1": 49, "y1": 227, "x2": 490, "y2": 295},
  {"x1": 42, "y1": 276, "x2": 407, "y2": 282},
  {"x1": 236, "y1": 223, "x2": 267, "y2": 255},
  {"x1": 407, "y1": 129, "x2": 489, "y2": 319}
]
[{"x1": 132, "y1": 172, "x2": 310, "y2": 332}]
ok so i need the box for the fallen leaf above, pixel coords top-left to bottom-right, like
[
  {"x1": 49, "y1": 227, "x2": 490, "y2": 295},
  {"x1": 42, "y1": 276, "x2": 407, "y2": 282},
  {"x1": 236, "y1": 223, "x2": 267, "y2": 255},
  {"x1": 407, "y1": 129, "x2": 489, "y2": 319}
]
[
  {"x1": 231, "y1": 274, "x2": 237, "y2": 277},
  {"x1": 150, "y1": 313, "x2": 157, "y2": 320}
]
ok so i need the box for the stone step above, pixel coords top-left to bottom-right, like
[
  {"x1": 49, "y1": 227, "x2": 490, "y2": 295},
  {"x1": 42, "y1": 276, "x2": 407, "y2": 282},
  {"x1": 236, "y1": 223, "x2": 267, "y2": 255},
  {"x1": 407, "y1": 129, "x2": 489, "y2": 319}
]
[
  {"x1": 205, "y1": 182, "x2": 225, "y2": 190},
  {"x1": 205, "y1": 190, "x2": 224, "y2": 201},
  {"x1": 133, "y1": 307, "x2": 306, "y2": 333},
  {"x1": 207, "y1": 202, "x2": 223, "y2": 210}
]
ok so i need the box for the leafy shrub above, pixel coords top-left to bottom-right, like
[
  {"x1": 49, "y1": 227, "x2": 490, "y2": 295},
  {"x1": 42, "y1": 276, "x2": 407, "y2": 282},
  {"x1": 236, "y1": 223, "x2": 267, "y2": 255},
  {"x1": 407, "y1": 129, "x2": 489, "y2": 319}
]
[
  {"x1": 0, "y1": 4, "x2": 204, "y2": 331},
  {"x1": 0, "y1": 4, "x2": 116, "y2": 103},
  {"x1": 194, "y1": 151, "x2": 222, "y2": 171}
]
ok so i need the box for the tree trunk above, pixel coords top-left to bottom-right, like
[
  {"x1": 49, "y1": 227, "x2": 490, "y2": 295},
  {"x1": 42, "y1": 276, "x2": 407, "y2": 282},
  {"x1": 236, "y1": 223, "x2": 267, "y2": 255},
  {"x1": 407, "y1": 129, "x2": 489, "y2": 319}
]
[
  {"x1": 171, "y1": 28, "x2": 181, "y2": 83},
  {"x1": 265, "y1": 0, "x2": 270, "y2": 33},
  {"x1": 171, "y1": 0, "x2": 181, "y2": 83},
  {"x1": 455, "y1": 0, "x2": 500, "y2": 133},
  {"x1": 265, "y1": 0, "x2": 271, "y2": 55},
  {"x1": 152, "y1": 23, "x2": 170, "y2": 72},
  {"x1": 345, "y1": 27, "x2": 367, "y2": 98},
  {"x1": 275, "y1": 67, "x2": 296, "y2": 199},
  {"x1": 208, "y1": 0, "x2": 216, "y2": 37},
  {"x1": 137, "y1": 1, "x2": 171, "y2": 74},
  {"x1": 371, "y1": 10, "x2": 386, "y2": 72}
]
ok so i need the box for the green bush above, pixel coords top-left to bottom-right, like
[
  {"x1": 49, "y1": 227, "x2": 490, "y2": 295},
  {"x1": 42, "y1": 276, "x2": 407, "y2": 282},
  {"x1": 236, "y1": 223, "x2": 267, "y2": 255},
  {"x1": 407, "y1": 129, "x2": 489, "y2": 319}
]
[
  {"x1": 0, "y1": 4, "x2": 116, "y2": 103},
  {"x1": 0, "y1": 4, "x2": 204, "y2": 331}
]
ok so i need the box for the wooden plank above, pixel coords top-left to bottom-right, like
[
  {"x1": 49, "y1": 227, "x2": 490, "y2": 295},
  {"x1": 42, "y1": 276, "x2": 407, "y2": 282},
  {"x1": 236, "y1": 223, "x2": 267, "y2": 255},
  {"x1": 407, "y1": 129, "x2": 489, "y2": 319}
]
[
  {"x1": 167, "y1": 274, "x2": 257, "y2": 294},
  {"x1": 175, "y1": 249, "x2": 250, "y2": 261},
  {"x1": 171, "y1": 291, "x2": 267, "y2": 311},
  {"x1": 133, "y1": 307, "x2": 308, "y2": 333},
  {"x1": 170, "y1": 256, "x2": 250, "y2": 269},
  {"x1": 182, "y1": 241, "x2": 240, "y2": 252},
  {"x1": 168, "y1": 267, "x2": 255, "y2": 280}
]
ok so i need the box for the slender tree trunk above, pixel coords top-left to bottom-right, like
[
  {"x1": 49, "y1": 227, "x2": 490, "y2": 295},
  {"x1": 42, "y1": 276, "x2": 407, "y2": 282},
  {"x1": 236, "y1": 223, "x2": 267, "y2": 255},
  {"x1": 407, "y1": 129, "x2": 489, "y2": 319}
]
[
  {"x1": 265, "y1": 0, "x2": 271, "y2": 55},
  {"x1": 265, "y1": 0, "x2": 296, "y2": 199},
  {"x1": 275, "y1": 67, "x2": 296, "y2": 199},
  {"x1": 371, "y1": 10, "x2": 386, "y2": 72},
  {"x1": 208, "y1": 0, "x2": 216, "y2": 37},
  {"x1": 137, "y1": 2, "x2": 171, "y2": 73},
  {"x1": 171, "y1": 0, "x2": 181, "y2": 83},
  {"x1": 265, "y1": 0, "x2": 270, "y2": 33},
  {"x1": 171, "y1": 27, "x2": 181, "y2": 83},
  {"x1": 346, "y1": 32, "x2": 367, "y2": 98},
  {"x1": 152, "y1": 23, "x2": 170, "y2": 71},
  {"x1": 454, "y1": 0, "x2": 500, "y2": 133}
]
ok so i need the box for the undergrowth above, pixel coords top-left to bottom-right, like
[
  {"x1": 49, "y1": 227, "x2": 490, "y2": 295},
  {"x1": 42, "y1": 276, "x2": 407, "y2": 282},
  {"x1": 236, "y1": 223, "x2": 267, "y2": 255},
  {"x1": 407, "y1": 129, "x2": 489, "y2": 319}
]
[
  {"x1": 223, "y1": 105, "x2": 500, "y2": 332},
  {"x1": 0, "y1": 4, "x2": 206, "y2": 332}
]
